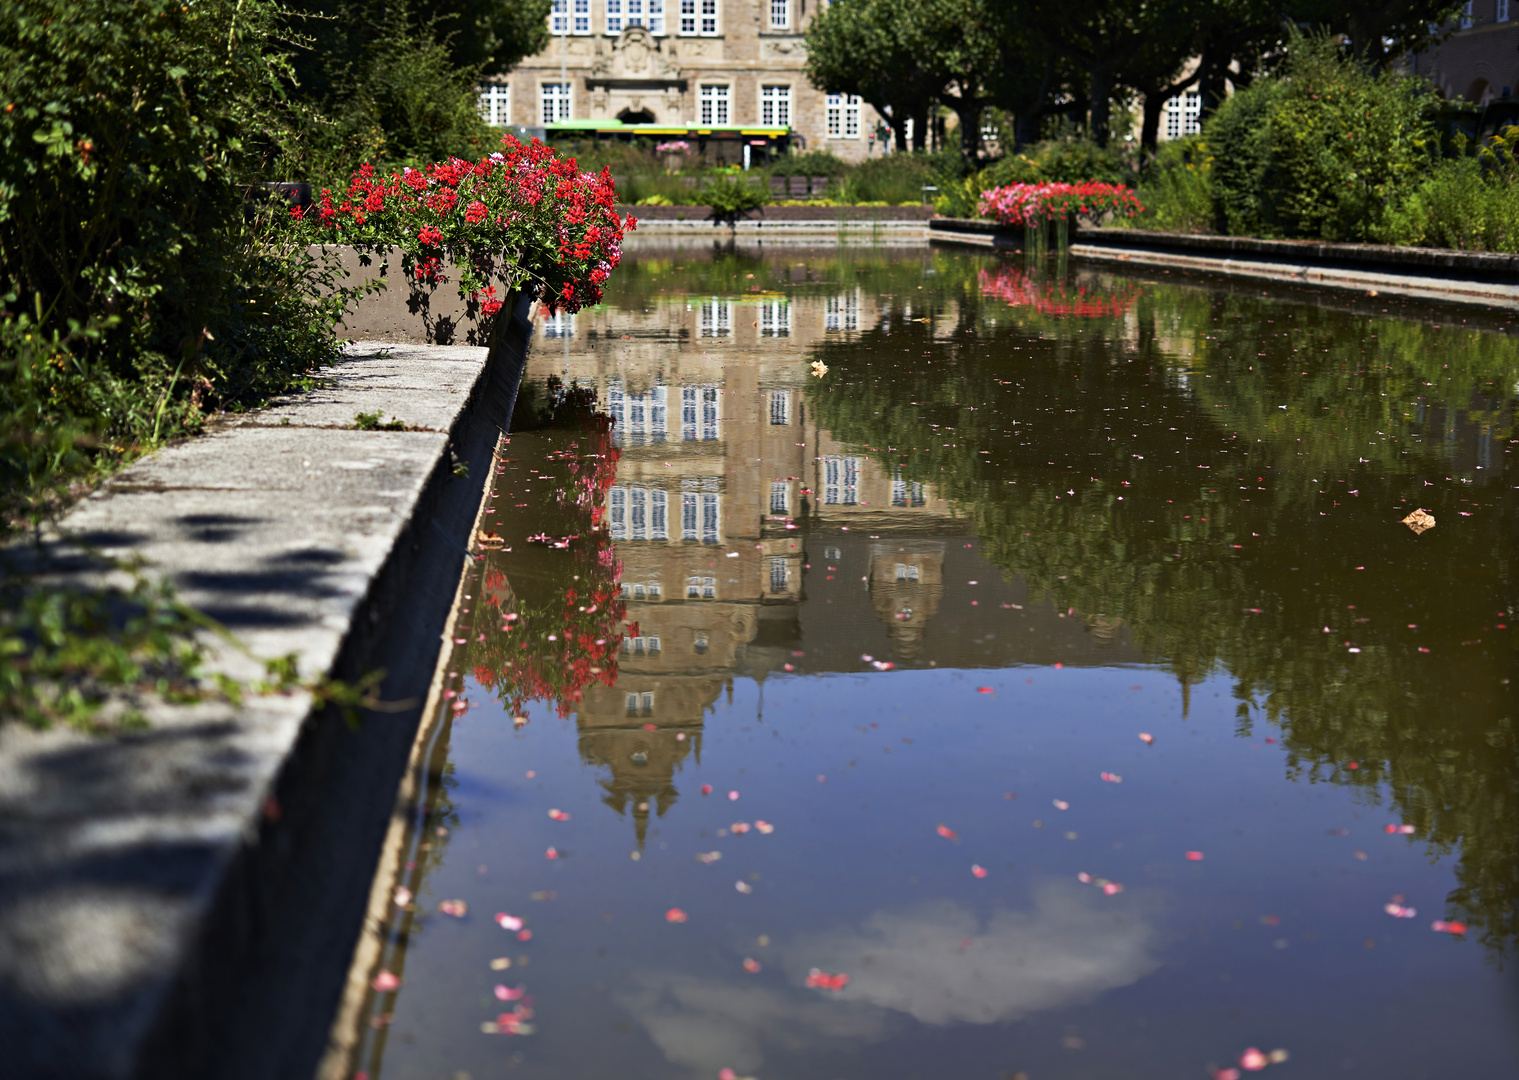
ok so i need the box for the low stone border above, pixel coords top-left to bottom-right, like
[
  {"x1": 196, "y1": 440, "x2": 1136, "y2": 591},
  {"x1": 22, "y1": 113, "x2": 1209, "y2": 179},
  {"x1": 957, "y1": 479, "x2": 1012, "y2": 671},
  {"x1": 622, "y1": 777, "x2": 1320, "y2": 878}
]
[
  {"x1": 0, "y1": 293, "x2": 536, "y2": 1079},
  {"x1": 929, "y1": 218, "x2": 1519, "y2": 307}
]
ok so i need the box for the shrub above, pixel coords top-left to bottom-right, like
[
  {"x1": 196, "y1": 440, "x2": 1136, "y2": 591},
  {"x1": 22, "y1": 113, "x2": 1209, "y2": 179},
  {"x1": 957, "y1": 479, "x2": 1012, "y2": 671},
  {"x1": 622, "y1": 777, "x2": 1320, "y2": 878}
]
[
  {"x1": 767, "y1": 150, "x2": 850, "y2": 178},
  {"x1": 1374, "y1": 156, "x2": 1519, "y2": 251},
  {"x1": 0, "y1": 0, "x2": 347, "y2": 528},
  {"x1": 935, "y1": 139, "x2": 1135, "y2": 217},
  {"x1": 699, "y1": 174, "x2": 771, "y2": 224},
  {"x1": 1130, "y1": 138, "x2": 1215, "y2": 233},
  {"x1": 978, "y1": 182, "x2": 1144, "y2": 227},
  {"x1": 836, "y1": 153, "x2": 939, "y2": 204},
  {"x1": 1205, "y1": 34, "x2": 1438, "y2": 240}
]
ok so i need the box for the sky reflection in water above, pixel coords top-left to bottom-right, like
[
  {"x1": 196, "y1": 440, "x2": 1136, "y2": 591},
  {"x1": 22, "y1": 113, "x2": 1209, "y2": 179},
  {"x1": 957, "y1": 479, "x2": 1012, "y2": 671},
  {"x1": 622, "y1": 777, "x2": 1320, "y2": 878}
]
[{"x1": 342, "y1": 243, "x2": 1518, "y2": 1080}]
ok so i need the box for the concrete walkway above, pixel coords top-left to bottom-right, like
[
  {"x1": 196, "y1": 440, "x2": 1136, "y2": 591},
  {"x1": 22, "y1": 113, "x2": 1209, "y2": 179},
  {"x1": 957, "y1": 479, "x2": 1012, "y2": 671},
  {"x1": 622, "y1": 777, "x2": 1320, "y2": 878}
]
[{"x1": 0, "y1": 293, "x2": 533, "y2": 1079}]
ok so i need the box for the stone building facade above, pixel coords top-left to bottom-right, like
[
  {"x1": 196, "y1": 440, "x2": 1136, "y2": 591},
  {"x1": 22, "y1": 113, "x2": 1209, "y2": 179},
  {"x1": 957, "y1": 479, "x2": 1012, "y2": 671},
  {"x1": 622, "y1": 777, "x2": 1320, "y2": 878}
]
[
  {"x1": 1410, "y1": 0, "x2": 1519, "y2": 104},
  {"x1": 481, "y1": 0, "x2": 889, "y2": 161}
]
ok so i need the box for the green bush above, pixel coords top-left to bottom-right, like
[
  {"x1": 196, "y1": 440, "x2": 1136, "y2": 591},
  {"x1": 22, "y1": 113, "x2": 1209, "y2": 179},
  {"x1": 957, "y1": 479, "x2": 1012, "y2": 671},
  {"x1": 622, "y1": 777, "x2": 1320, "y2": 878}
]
[
  {"x1": 933, "y1": 138, "x2": 1136, "y2": 217},
  {"x1": 1374, "y1": 156, "x2": 1519, "y2": 251},
  {"x1": 767, "y1": 150, "x2": 851, "y2": 178},
  {"x1": 1129, "y1": 138, "x2": 1215, "y2": 233},
  {"x1": 701, "y1": 174, "x2": 771, "y2": 223},
  {"x1": 1, "y1": 0, "x2": 347, "y2": 529},
  {"x1": 1205, "y1": 34, "x2": 1438, "y2": 241},
  {"x1": 836, "y1": 153, "x2": 939, "y2": 204}
]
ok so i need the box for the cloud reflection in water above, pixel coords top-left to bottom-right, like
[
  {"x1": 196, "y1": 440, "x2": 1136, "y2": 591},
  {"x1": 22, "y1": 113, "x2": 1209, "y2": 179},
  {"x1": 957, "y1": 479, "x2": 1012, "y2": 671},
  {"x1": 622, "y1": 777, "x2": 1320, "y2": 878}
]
[{"x1": 619, "y1": 880, "x2": 1161, "y2": 1075}]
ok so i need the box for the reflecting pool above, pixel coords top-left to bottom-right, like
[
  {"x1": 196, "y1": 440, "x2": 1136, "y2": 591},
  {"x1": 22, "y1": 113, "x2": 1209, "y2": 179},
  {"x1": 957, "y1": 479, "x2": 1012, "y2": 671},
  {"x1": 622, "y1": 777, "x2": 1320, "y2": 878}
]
[{"x1": 336, "y1": 243, "x2": 1518, "y2": 1080}]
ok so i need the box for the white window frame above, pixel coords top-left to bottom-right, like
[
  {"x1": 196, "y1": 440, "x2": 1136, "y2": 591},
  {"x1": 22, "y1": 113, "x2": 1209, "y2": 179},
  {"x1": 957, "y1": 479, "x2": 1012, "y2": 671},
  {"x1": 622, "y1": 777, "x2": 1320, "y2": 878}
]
[
  {"x1": 769, "y1": 0, "x2": 790, "y2": 30},
  {"x1": 826, "y1": 93, "x2": 861, "y2": 138},
  {"x1": 769, "y1": 480, "x2": 789, "y2": 513},
  {"x1": 541, "y1": 82, "x2": 573, "y2": 123},
  {"x1": 699, "y1": 299, "x2": 731, "y2": 336},
  {"x1": 1164, "y1": 90, "x2": 1201, "y2": 140},
  {"x1": 761, "y1": 84, "x2": 791, "y2": 127},
  {"x1": 769, "y1": 557, "x2": 789, "y2": 592},
  {"x1": 1499, "y1": 0, "x2": 1510, "y2": 21},
  {"x1": 574, "y1": 0, "x2": 591, "y2": 33},
  {"x1": 553, "y1": 0, "x2": 591, "y2": 33},
  {"x1": 760, "y1": 300, "x2": 791, "y2": 336},
  {"x1": 679, "y1": 0, "x2": 719, "y2": 35},
  {"x1": 609, "y1": 0, "x2": 666, "y2": 35},
  {"x1": 825, "y1": 292, "x2": 859, "y2": 331},
  {"x1": 1461, "y1": 0, "x2": 1474, "y2": 27},
  {"x1": 478, "y1": 83, "x2": 511, "y2": 126},
  {"x1": 699, "y1": 84, "x2": 730, "y2": 126}
]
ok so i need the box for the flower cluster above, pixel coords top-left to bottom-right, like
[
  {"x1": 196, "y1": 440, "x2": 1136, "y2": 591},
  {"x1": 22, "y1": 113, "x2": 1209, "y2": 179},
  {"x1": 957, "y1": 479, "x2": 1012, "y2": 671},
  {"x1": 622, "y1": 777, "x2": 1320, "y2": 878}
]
[
  {"x1": 655, "y1": 140, "x2": 691, "y2": 153},
  {"x1": 978, "y1": 181, "x2": 1144, "y2": 227},
  {"x1": 293, "y1": 135, "x2": 636, "y2": 313}
]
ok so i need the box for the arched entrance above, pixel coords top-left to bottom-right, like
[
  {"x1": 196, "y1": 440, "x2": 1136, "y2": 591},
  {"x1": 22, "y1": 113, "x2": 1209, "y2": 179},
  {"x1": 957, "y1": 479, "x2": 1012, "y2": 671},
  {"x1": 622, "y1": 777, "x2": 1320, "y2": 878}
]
[
  {"x1": 618, "y1": 107, "x2": 656, "y2": 125},
  {"x1": 1466, "y1": 77, "x2": 1491, "y2": 105}
]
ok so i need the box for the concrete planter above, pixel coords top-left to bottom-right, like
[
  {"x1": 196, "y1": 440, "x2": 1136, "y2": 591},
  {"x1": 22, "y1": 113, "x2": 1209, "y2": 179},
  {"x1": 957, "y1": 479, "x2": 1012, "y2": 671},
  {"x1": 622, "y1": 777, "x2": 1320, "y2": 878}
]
[{"x1": 317, "y1": 245, "x2": 522, "y2": 346}]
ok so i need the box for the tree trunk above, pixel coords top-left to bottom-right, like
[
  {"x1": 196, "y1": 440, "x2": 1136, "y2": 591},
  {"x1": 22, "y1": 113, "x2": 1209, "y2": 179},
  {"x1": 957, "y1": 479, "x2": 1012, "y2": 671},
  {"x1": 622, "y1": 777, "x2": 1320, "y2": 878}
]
[
  {"x1": 891, "y1": 113, "x2": 909, "y2": 152},
  {"x1": 1140, "y1": 89, "x2": 1166, "y2": 154},
  {"x1": 948, "y1": 94, "x2": 984, "y2": 161},
  {"x1": 1014, "y1": 58, "x2": 1054, "y2": 151},
  {"x1": 1089, "y1": 64, "x2": 1112, "y2": 148},
  {"x1": 912, "y1": 106, "x2": 929, "y2": 151}
]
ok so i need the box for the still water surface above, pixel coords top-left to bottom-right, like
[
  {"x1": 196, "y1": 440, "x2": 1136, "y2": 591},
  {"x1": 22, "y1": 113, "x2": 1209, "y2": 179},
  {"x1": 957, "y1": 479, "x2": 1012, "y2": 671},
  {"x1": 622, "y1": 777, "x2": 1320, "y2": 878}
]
[{"x1": 343, "y1": 244, "x2": 1517, "y2": 1080}]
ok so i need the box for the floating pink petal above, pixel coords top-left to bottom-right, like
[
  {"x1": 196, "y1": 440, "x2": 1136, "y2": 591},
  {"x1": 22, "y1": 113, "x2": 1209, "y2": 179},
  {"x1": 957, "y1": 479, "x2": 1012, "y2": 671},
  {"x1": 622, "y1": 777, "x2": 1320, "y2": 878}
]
[
  {"x1": 494, "y1": 984, "x2": 526, "y2": 1001},
  {"x1": 495, "y1": 912, "x2": 523, "y2": 931},
  {"x1": 1138, "y1": 732, "x2": 1154, "y2": 744},
  {"x1": 393, "y1": 886, "x2": 412, "y2": 907},
  {"x1": 370, "y1": 969, "x2": 401, "y2": 993},
  {"x1": 1210, "y1": 1069, "x2": 1241, "y2": 1080},
  {"x1": 742, "y1": 957, "x2": 762, "y2": 972},
  {"x1": 1100, "y1": 772, "x2": 1123, "y2": 783},
  {"x1": 971, "y1": 864, "x2": 988, "y2": 878},
  {"x1": 1384, "y1": 903, "x2": 1417, "y2": 918},
  {"x1": 719, "y1": 1069, "x2": 738, "y2": 1080},
  {"x1": 665, "y1": 907, "x2": 688, "y2": 923},
  {"x1": 438, "y1": 899, "x2": 468, "y2": 917},
  {"x1": 1185, "y1": 851, "x2": 1205, "y2": 861},
  {"x1": 730, "y1": 822, "x2": 751, "y2": 834},
  {"x1": 1239, "y1": 1047, "x2": 1269, "y2": 1071},
  {"x1": 1384, "y1": 823, "x2": 1415, "y2": 834},
  {"x1": 936, "y1": 824, "x2": 959, "y2": 840},
  {"x1": 545, "y1": 847, "x2": 560, "y2": 859},
  {"x1": 701, "y1": 784, "x2": 713, "y2": 795},
  {"x1": 1431, "y1": 920, "x2": 1468, "y2": 934},
  {"x1": 754, "y1": 820, "x2": 774, "y2": 834},
  {"x1": 977, "y1": 687, "x2": 993, "y2": 694},
  {"x1": 1053, "y1": 799, "x2": 1070, "y2": 810},
  {"x1": 547, "y1": 809, "x2": 570, "y2": 821}
]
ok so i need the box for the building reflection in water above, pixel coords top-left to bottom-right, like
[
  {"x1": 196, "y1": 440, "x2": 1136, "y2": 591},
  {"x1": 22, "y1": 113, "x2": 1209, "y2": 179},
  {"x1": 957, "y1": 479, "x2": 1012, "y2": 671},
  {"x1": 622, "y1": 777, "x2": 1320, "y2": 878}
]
[{"x1": 516, "y1": 257, "x2": 1142, "y2": 843}]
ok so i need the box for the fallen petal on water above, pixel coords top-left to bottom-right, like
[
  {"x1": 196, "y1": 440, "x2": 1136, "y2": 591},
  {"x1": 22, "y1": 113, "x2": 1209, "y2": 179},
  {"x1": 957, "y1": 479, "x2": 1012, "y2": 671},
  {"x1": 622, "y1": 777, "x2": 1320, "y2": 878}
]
[
  {"x1": 371, "y1": 969, "x2": 401, "y2": 993},
  {"x1": 665, "y1": 907, "x2": 688, "y2": 923},
  {"x1": 936, "y1": 824, "x2": 959, "y2": 840},
  {"x1": 1239, "y1": 1047, "x2": 1269, "y2": 1071},
  {"x1": 971, "y1": 864, "x2": 988, "y2": 878},
  {"x1": 438, "y1": 899, "x2": 468, "y2": 917}
]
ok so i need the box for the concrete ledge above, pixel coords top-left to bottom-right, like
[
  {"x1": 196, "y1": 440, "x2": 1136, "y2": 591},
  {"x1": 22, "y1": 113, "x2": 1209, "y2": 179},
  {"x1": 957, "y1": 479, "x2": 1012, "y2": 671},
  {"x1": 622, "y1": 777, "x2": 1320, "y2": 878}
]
[
  {"x1": 0, "y1": 293, "x2": 537, "y2": 1079},
  {"x1": 928, "y1": 218, "x2": 1519, "y2": 308}
]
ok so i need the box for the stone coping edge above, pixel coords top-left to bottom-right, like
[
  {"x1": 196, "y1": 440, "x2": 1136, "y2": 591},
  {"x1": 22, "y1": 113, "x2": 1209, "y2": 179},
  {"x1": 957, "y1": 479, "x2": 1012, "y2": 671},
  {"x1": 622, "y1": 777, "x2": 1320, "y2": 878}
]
[
  {"x1": 0, "y1": 292, "x2": 536, "y2": 1080},
  {"x1": 929, "y1": 219, "x2": 1519, "y2": 307}
]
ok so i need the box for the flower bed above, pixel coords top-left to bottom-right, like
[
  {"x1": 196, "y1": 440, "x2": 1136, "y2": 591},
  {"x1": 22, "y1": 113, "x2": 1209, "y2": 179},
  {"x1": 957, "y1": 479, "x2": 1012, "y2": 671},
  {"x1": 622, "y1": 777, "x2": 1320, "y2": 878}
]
[
  {"x1": 978, "y1": 182, "x2": 1144, "y2": 228},
  {"x1": 293, "y1": 135, "x2": 635, "y2": 314}
]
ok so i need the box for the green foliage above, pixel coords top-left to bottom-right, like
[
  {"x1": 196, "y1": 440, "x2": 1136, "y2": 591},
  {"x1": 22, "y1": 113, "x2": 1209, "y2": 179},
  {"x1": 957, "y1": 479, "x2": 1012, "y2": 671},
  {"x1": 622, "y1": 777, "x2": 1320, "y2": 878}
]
[
  {"x1": 835, "y1": 153, "x2": 940, "y2": 204},
  {"x1": 700, "y1": 175, "x2": 771, "y2": 223},
  {"x1": 276, "y1": 0, "x2": 502, "y2": 186},
  {"x1": 1204, "y1": 34, "x2": 1439, "y2": 240},
  {"x1": 353, "y1": 410, "x2": 408, "y2": 430},
  {"x1": 1373, "y1": 156, "x2": 1519, "y2": 250},
  {"x1": 1129, "y1": 137, "x2": 1216, "y2": 232},
  {"x1": 767, "y1": 150, "x2": 852, "y2": 178}
]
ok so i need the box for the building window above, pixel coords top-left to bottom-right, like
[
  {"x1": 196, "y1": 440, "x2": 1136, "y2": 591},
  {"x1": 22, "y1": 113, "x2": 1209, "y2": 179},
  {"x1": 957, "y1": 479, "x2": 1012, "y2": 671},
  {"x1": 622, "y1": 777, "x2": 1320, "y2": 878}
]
[
  {"x1": 911, "y1": 481, "x2": 925, "y2": 506},
  {"x1": 770, "y1": 0, "x2": 790, "y2": 28},
  {"x1": 1461, "y1": 0, "x2": 1474, "y2": 27},
  {"x1": 824, "y1": 546, "x2": 842, "y2": 560},
  {"x1": 687, "y1": 575, "x2": 717, "y2": 598},
  {"x1": 761, "y1": 84, "x2": 791, "y2": 126},
  {"x1": 682, "y1": 492, "x2": 698, "y2": 539},
  {"x1": 693, "y1": 631, "x2": 709, "y2": 653},
  {"x1": 541, "y1": 311, "x2": 574, "y2": 337},
  {"x1": 895, "y1": 562, "x2": 919, "y2": 582},
  {"x1": 770, "y1": 480, "x2": 788, "y2": 513},
  {"x1": 609, "y1": 382, "x2": 667, "y2": 446},
  {"x1": 679, "y1": 0, "x2": 719, "y2": 35},
  {"x1": 680, "y1": 386, "x2": 720, "y2": 440},
  {"x1": 699, "y1": 84, "x2": 730, "y2": 125},
  {"x1": 891, "y1": 470, "x2": 908, "y2": 507},
  {"x1": 770, "y1": 557, "x2": 788, "y2": 592},
  {"x1": 825, "y1": 292, "x2": 859, "y2": 331},
  {"x1": 699, "y1": 299, "x2": 731, "y2": 336},
  {"x1": 609, "y1": 0, "x2": 666, "y2": 33},
  {"x1": 478, "y1": 83, "x2": 511, "y2": 126},
  {"x1": 1501, "y1": 0, "x2": 1511, "y2": 21},
  {"x1": 769, "y1": 390, "x2": 790, "y2": 425},
  {"x1": 1164, "y1": 90, "x2": 1201, "y2": 140},
  {"x1": 826, "y1": 93, "x2": 861, "y2": 138},
  {"x1": 625, "y1": 691, "x2": 654, "y2": 716},
  {"x1": 608, "y1": 487, "x2": 669, "y2": 539},
  {"x1": 824, "y1": 456, "x2": 858, "y2": 505},
  {"x1": 701, "y1": 492, "x2": 720, "y2": 542},
  {"x1": 542, "y1": 82, "x2": 572, "y2": 123},
  {"x1": 552, "y1": 0, "x2": 591, "y2": 33},
  {"x1": 760, "y1": 299, "x2": 791, "y2": 336},
  {"x1": 622, "y1": 635, "x2": 662, "y2": 655}
]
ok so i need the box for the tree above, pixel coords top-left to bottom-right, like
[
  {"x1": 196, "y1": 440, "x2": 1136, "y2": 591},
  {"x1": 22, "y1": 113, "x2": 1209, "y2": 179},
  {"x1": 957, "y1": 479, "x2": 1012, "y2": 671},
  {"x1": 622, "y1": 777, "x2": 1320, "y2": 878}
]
[{"x1": 804, "y1": 0, "x2": 938, "y2": 151}]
